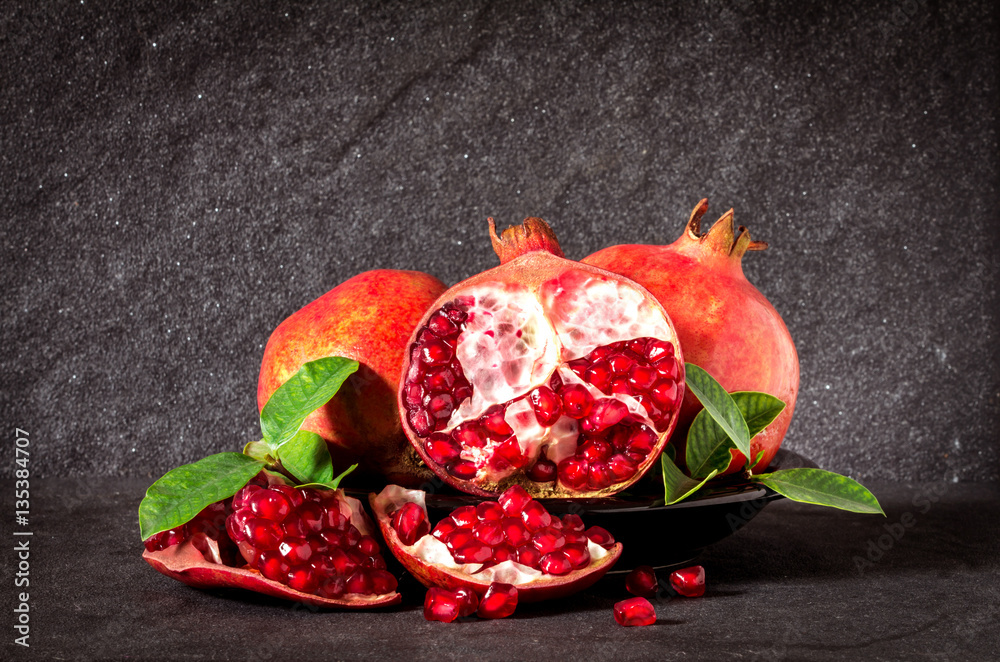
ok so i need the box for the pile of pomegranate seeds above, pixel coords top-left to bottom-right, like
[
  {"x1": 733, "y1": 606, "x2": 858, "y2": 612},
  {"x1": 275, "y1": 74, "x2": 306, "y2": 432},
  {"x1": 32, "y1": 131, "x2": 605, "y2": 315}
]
[
  {"x1": 403, "y1": 294, "x2": 680, "y2": 491},
  {"x1": 226, "y1": 484, "x2": 397, "y2": 598},
  {"x1": 423, "y1": 582, "x2": 518, "y2": 622},
  {"x1": 423, "y1": 485, "x2": 615, "y2": 576}
]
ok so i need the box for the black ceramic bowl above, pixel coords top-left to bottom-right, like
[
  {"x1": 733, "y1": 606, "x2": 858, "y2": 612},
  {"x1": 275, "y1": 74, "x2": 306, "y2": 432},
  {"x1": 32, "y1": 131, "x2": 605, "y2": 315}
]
[{"x1": 421, "y1": 448, "x2": 818, "y2": 572}]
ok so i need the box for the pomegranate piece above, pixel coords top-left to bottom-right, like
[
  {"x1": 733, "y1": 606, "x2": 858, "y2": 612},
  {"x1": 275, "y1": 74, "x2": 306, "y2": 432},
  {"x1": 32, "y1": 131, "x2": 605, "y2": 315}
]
[
  {"x1": 669, "y1": 565, "x2": 706, "y2": 597},
  {"x1": 258, "y1": 269, "x2": 447, "y2": 486},
  {"x1": 614, "y1": 597, "x2": 656, "y2": 626},
  {"x1": 399, "y1": 218, "x2": 685, "y2": 498},
  {"x1": 625, "y1": 565, "x2": 659, "y2": 598},
  {"x1": 372, "y1": 485, "x2": 623, "y2": 603},
  {"x1": 584, "y1": 200, "x2": 799, "y2": 475},
  {"x1": 227, "y1": 484, "x2": 397, "y2": 599},
  {"x1": 477, "y1": 582, "x2": 518, "y2": 619}
]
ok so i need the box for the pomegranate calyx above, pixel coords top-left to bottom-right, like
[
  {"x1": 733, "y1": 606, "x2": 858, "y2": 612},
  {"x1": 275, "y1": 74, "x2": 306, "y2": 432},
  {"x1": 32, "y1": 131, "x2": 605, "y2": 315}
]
[
  {"x1": 488, "y1": 217, "x2": 565, "y2": 264},
  {"x1": 142, "y1": 538, "x2": 401, "y2": 609},
  {"x1": 683, "y1": 199, "x2": 767, "y2": 262}
]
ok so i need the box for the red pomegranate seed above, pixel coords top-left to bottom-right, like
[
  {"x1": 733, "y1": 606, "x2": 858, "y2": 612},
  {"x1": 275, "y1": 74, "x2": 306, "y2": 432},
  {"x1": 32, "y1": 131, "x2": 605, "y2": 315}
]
[
  {"x1": 453, "y1": 421, "x2": 487, "y2": 448},
  {"x1": 278, "y1": 540, "x2": 314, "y2": 564},
  {"x1": 628, "y1": 364, "x2": 658, "y2": 391},
  {"x1": 493, "y1": 544, "x2": 514, "y2": 563},
  {"x1": 246, "y1": 518, "x2": 282, "y2": 550},
  {"x1": 259, "y1": 550, "x2": 290, "y2": 581},
  {"x1": 626, "y1": 565, "x2": 659, "y2": 598},
  {"x1": 473, "y1": 520, "x2": 505, "y2": 546},
  {"x1": 453, "y1": 542, "x2": 493, "y2": 564},
  {"x1": 427, "y1": 311, "x2": 458, "y2": 337},
  {"x1": 346, "y1": 569, "x2": 373, "y2": 595},
  {"x1": 425, "y1": 366, "x2": 456, "y2": 392},
  {"x1": 607, "y1": 352, "x2": 636, "y2": 375},
  {"x1": 444, "y1": 527, "x2": 476, "y2": 551},
  {"x1": 587, "y1": 462, "x2": 613, "y2": 490},
  {"x1": 562, "y1": 513, "x2": 585, "y2": 532},
  {"x1": 482, "y1": 405, "x2": 513, "y2": 438},
  {"x1": 432, "y1": 518, "x2": 457, "y2": 540},
  {"x1": 424, "y1": 588, "x2": 461, "y2": 622},
  {"x1": 608, "y1": 454, "x2": 638, "y2": 481},
  {"x1": 493, "y1": 436, "x2": 526, "y2": 468},
  {"x1": 516, "y1": 544, "x2": 541, "y2": 568},
  {"x1": 427, "y1": 393, "x2": 455, "y2": 421},
  {"x1": 318, "y1": 576, "x2": 346, "y2": 598},
  {"x1": 250, "y1": 490, "x2": 291, "y2": 521},
  {"x1": 476, "y1": 501, "x2": 504, "y2": 521},
  {"x1": 579, "y1": 438, "x2": 612, "y2": 463},
  {"x1": 582, "y1": 399, "x2": 628, "y2": 433},
  {"x1": 425, "y1": 433, "x2": 461, "y2": 465},
  {"x1": 654, "y1": 357, "x2": 679, "y2": 380},
  {"x1": 531, "y1": 527, "x2": 566, "y2": 554},
  {"x1": 454, "y1": 587, "x2": 480, "y2": 617},
  {"x1": 357, "y1": 535, "x2": 380, "y2": 556},
  {"x1": 498, "y1": 485, "x2": 531, "y2": 514},
  {"x1": 628, "y1": 426, "x2": 657, "y2": 455},
  {"x1": 449, "y1": 461, "x2": 478, "y2": 480},
  {"x1": 421, "y1": 339, "x2": 453, "y2": 365},
  {"x1": 526, "y1": 459, "x2": 557, "y2": 482},
  {"x1": 585, "y1": 526, "x2": 615, "y2": 549},
  {"x1": 610, "y1": 377, "x2": 631, "y2": 394},
  {"x1": 370, "y1": 569, "x2": 398, "y2": 594},
  {"x1": 272, "y1": 484, "x2": 305, "y2": 508},
  {"x1": 477, "y1": 583, "x2": 518, "y2": 619},
  {"x1": 287, "y1": 567, "x2": 319, "y2": 594},
  {"x1": 644, "y1": 339, "x2": 673, "y2": 362},
  {"x1": 451, "y1": 505, "x2": 478, "y2": 527},
  {"x1": 585, "y1": 360, "x2": 613, "y2": 392},
  {"x1": 626, "y1": 338, "x2": 647, "y2": 355},
  {"x1": 231, "y1": 484, "x2": 261, "y2": 511},
  {"x1": 567, "y1": 358, "x2": 589, "y2": 377},
  {"x1": 520, "y1": 500, "x2": 552, "y2": 532},
  {"x1": 561, "y1": 543, "x2": 590, "y2": 569},
  {"x1": 528, "y1": 385, "x2": 563, "y2": 426},
  {"x1": 409, "y1": 409, "x2": 434, "y2": 436},
  {"x1": 558, "y1": 456, "x2": 589, "y2": 490},
  {"x1": 502, "y1": 517, "x2": 531, "y2": 547},
  {"x1": 560, "y1": 384, "x2": 594, "y2": 417},
  {"x1": 453, "y1": 385, "x2": 473, "y2": 405},
  {"x1": 669, "y1": 565, "x2": 706, "y2": 597},
  {"x1": 391, "y1": 502, "x2": 430, "y2": 545},
  {"x1": 539, "y1": 550, "x2": 573, "y2": 575},
  {"x1": 614, "y1": 597, "x2": 656, "y2": 626}
]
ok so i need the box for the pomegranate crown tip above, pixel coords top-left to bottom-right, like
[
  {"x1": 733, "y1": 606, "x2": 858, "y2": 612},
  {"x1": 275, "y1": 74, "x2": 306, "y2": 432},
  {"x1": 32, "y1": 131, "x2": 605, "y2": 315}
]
[
  {"x1": 488, "y1": 216, "x2": 565, "y2": 265},
  {"x1": 684, "y1": 199, "x2": 768, "y2": 258}
]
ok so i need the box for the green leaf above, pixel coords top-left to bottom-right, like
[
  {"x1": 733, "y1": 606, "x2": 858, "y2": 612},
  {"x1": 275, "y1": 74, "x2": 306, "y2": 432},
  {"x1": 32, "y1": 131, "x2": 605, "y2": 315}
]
[
  {"x1": 684, "y1": 363, "x2": 751, "y2": 460},
  {"x1": 276, "y1": 430, "x2": 334, "y2": 485},
  {"x1": 260, "y1": 357, "x2": 359, "y2": 449},
  {"x1": 662, "y1": 453, "x2": 719, "y2": 505},
  {"x1": 686, "y1": 391, "x2": 786, "y2": 478},
  {"x1": 753, "y1": 469, "x2": 885, "y2": 515},
  {"x1": 296, "y1": 463, "x2": 358, "y2": 492},
  {"x1": 139, "y1": 453, "x2": 265, "y2": 540}
]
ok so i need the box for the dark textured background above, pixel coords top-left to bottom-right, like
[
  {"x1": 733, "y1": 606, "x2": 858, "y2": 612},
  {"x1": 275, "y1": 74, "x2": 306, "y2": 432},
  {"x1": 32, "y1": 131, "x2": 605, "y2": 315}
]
[{"x1": 1, "y1": 0, "x2": 997, "y2": 483}]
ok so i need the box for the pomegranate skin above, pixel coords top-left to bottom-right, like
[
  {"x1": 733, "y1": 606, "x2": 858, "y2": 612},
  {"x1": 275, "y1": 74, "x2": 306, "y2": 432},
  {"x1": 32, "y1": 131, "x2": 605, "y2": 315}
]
[
  {"x1": 258, "y1": 269, "x2": 447, "y2": 485},
  {"x1": 583, "y1": 200, "x2": 799, "y2": 475}
]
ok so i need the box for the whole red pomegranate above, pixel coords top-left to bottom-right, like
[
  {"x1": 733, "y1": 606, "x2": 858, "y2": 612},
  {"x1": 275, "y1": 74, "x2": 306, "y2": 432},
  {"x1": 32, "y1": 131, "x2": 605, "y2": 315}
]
[
  {"x1": 583, "y1": 200, "x2": 799, "y2": 474},
  {"x1": 258, "y1": 269, "x2": 446, "y2": 485},
  {"x1": 398, "y1": 218, "x2": 684, "y2": 497}
]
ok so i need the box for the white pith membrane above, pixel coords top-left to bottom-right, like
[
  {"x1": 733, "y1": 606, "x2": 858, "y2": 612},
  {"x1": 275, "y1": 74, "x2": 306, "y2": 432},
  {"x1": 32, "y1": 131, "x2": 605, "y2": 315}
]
[
  {"x1": 373, "y1": 485, "x2": 610, "y2": 586},
  {"x1": 404, "y1": 268, "x2": 677, "y2": 487}
]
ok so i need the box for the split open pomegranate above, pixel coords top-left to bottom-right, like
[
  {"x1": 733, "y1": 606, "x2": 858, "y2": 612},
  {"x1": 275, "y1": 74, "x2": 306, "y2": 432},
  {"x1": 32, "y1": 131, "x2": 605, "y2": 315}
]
[
  {"x1": 371, "y1": 485, "x2": 622, "y2": 602},
  {"x1": 399, "y1": 218, "x2": 684, "y2": 497}
]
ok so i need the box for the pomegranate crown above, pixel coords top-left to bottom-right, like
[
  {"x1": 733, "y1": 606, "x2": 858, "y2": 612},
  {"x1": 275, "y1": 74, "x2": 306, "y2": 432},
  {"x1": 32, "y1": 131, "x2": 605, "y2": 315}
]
[
  {"x1": 684, "y1": 198, "x2": 768, "y2": 259},
  {"x1": 488, "y1": 217, "x2": 565, "y2": 265}
]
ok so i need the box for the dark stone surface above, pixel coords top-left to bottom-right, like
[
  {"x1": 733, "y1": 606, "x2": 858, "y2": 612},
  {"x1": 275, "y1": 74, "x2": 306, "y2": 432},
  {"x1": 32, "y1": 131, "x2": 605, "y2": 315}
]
[
  {"x1": 2, "y1": 478, "x2": 997, "y2": 660},
  {"x1": 1, "y1": 1, "x2": 997, "y2": 482}
]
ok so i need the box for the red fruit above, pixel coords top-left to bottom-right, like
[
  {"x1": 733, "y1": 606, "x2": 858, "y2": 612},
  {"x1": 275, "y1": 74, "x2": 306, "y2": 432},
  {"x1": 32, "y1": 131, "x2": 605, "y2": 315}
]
[
  {"x1": 226, "y1": 482, "x2": 399, "y2": 602},
  {"x1": 583, "y1": 200, "x2": 799, "y2": 474},
  {"x1": 669, "y1": 565, "x2": 706, "y2": 597},
  {"x1": 399, "y1": 218, "x2": 684, "y2": 497},
  {"x1": 371, "y1": 484, "x2": 622, "y2": 603},
  {"x1": 625, "y1": 565, "x2": 659, "y2": 598},
  {"x1": 613, "y1": 597, "x2": 656, "y2": 626},
  {"x1": 477, "y1": 582, "x2": 519, "y2": 619},
  {"x1": 424, "y1": 587, "x2": 462, "y2": 623},
  {"x1": 258, "y1": 269, "x2": 447, "y2": 486}
]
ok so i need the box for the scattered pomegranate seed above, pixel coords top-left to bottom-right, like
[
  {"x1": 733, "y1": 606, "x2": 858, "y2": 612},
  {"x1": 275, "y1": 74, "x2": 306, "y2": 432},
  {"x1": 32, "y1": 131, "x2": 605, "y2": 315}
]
[
  {"x1": 477, "y1": 582, "x2": 518, "y2": 619},
  {"x1": 669, "y1": 565, "x2": 706, "y2": 597},
  {"x1": 625, "y1": 565, "x2": 659, "y2": 598},
  {"x1": 613, "y1": 597, "x2": 656, "y2": 626}
]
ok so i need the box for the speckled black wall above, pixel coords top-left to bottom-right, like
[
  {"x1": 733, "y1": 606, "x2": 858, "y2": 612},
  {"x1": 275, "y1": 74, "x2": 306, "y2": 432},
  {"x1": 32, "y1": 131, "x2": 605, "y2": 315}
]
[{"x1": 2, "y1": 0, "x2": 997, "y2": 482}]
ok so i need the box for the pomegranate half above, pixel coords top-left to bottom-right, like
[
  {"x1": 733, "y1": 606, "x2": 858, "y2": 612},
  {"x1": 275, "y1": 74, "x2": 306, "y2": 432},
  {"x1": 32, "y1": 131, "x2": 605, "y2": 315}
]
[
  {"x1": 258, "y1": 269, "x2": 446, "y2": 486},
  {"x1": 583, "y1": 200, "x2": 799, "y2": 474},
  {"x1": 398, "y1": 218, "x2": 685, "y2": 497},
  {"x1": 371, "y1": 485, "x2": 622, "y2": 602}
]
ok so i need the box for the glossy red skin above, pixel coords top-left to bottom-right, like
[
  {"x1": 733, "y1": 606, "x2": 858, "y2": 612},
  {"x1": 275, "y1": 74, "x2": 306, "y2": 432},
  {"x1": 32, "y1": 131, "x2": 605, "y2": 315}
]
[
  {"x1": 258, "y1": 269, "x2": 446, "y2": 485},
  {"x1": 584, "y1": 201, "x2": 799, "y2": 474},
  {"x1": 142, "y1": 541, "x2": 401, "y2": 609},
  {"x1": 397, "y1": 219, "x2": 683, "y2": 497},
  {"x1": 369, "y1": 492, "x2": 622, "y2": 603}
]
